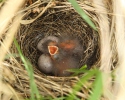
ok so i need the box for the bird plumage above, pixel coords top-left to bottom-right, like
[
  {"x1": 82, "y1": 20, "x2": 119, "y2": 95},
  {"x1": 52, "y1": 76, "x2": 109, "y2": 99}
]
[
  {"x1": 37, "y1": 36, "x2": 59, "y2": 53},
  {"x1": 37, "y1": 35, "x2": 83, "y2": 76},
  {"x1": 38, "y1": 54, "x2": 53, "y2": 74}
]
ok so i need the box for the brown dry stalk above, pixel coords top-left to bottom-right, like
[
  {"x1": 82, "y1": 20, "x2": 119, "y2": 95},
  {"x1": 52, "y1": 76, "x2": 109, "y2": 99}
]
[
  {"x1": 1, "y1": 0, "x2": 122, "y2": 100},
  {"x1": 0, "y1": 14, "x2": 23, "y2": 100},
  {"x1": 0, "y1": 0, "x2": 25, "y2": 36},
  {"x1": 0, "y1": 14, "x2": 23, "y2": 63},
  {"x1": 113, "y1": 0, "x2": 125, "y2": 100},
  {"x1": 93, "y1": 0, "x2": 112, "y2": 99},
  {"x1": 0, "y1": 0, "x2": 25, "y2": 100}
]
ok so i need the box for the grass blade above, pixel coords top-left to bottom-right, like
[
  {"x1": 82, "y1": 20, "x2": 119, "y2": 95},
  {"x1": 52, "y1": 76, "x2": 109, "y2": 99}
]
[
  {"x1": 66, "y1": 70, "x2": 97, "y2": 100},
  {"x1": 14, "y1": 38, "x2": 41, "y2": 100},
  {"x1": 68, "y1": 0, "x2": 97, "y2": 30},
  {"x1": 88, "y1": 71, "x2": 103, "y2": 100}
]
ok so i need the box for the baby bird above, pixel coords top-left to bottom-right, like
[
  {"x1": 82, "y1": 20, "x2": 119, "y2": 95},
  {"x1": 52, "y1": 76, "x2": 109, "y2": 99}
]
[
  {"x1": 37, "y1": 44, "x2": 59, "y2": 74},
  {"x1": 37, "y1": 36, "x2": 59, "y2": 54},
  {"x1": 38, "y1": 54, "x2": 53, "y2": 74},
  {"x1": 37, "y1": 35, "x2": 83, "y2": 76},
  {"x1": 50, "y1": 38, "x2": 83, "y2": 76},
  {"x1": 52, "y1": 53, "x2": 81, "y2": 76}
]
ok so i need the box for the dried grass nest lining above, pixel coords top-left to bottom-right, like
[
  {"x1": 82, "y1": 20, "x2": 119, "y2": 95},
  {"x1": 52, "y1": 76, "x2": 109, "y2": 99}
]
[
  {"x1": 18, "y1": 10, "x2": 100, "y2": 72},
  {"x1": 10, "y1": 3, "x2": 101, "y2": 98}
]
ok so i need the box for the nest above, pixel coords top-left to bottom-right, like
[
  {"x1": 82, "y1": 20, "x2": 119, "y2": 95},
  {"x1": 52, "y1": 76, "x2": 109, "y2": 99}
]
[
  {"x1": 2, "y1": 0, "x2": 101, "y2": 99},
  {"x1": 19, "y1": 8, "x2": 99, "y2": 70}
]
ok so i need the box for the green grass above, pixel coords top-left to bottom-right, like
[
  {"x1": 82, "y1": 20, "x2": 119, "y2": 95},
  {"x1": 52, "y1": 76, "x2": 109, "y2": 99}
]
[
  {"x1": 88, "y1": 71, "x2": 103, "y2": 100},
  {"x1": 14, "y1": 39, "x2": 42, "y2": 100},
  {"x1": 66, "y1": 66, "x2": 103, "y2": 100},
  {"x1": 14, "y1": 38, "x2": 103, "y2": 100},
  {"x1": 13, "y1": 0, "x2": 102, "y2": 100},
  {"x1": 0, "y1": 0, "x2": 5, "y2": 3},
  {"x1": 13, "y1": 39, "x2": 103, "y2": 100},
  {"x1": 68, "y1": 0, "x2": 97, "y2": 31}
]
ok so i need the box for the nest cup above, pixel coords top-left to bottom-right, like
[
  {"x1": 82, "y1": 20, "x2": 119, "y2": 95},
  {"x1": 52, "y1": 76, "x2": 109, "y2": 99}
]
[
  {"x1": 14, "y1": 1, "x2": 100, "y2": 98},
  {"x1": 19, "y1": 11, "x2": 99, "y2": 72}
]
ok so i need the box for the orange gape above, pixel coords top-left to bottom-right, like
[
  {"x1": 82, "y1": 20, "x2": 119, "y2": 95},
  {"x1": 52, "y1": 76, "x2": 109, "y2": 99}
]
[{"x1": 48, "y1": 46, "x2": 58, "y2": 55}]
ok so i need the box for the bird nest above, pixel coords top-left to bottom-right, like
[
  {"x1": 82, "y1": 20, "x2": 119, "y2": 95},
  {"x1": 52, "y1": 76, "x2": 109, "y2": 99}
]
[
  {"x1": 3, "y1": 0, "x2": 101, "y2": 99},
  {"x1": 18, "y1": 6, "x2": 100, "y2": 70}
]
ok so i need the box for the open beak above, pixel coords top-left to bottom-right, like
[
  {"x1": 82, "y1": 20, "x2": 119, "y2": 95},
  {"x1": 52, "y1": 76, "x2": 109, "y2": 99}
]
[{"x1": 48, "y1": 46, "x2": 58, "y2": 55}]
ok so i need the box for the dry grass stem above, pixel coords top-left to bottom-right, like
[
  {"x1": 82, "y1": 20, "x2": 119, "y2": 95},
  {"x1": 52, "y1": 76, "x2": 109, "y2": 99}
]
[
  {"x1": 0, "y1": 0, "x2": 125, "y2": 100},
  {"x1": 113, "y1": 0, "x2": 125, "y2": 100}
]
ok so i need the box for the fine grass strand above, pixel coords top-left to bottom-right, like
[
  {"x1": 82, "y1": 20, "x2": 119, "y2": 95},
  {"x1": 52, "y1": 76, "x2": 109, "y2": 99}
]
[
  {"x1": 68, "y1": 0, "x2": 97, "y2": 30},
  {"x1": 14, "y1": 39, "x2": 41, "y2": 100}
]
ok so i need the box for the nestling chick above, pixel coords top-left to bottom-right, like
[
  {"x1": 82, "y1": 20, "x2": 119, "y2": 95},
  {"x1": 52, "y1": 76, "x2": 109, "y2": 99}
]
[
  {"x1": 37, "y1": 45, "x2": 58, "y2": 74},
  {"x1": 52, "y1": 54, "x2": 81, "y2": 76},
  {"x1": 37, "y1": 36, "x2": 59, "y2": 54},
  {"x1": 37, "y1": 35, "x2": 83, "y2": 76},
  {"x1": 38, "y1": 54, "x2": 53, "y2": 74},
  {"x1": 50, "y1": 37, "x2": 83, "y2": 76}
]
